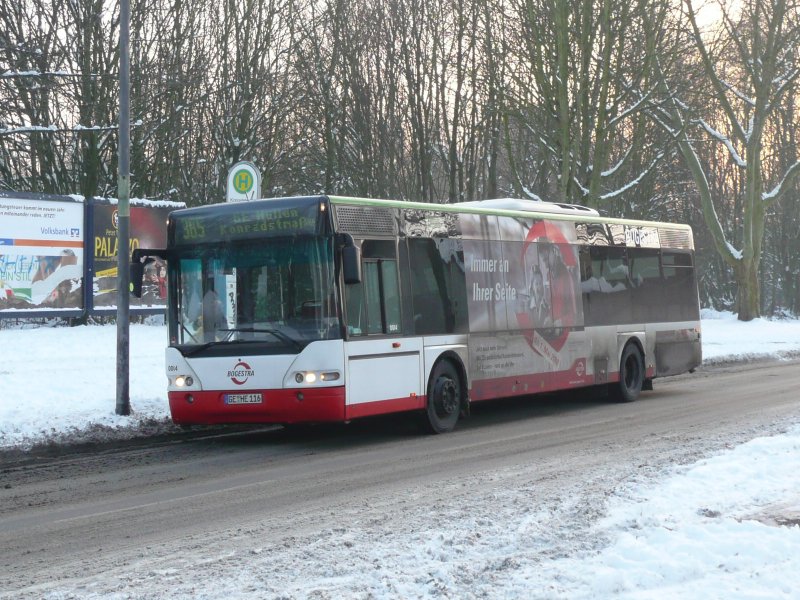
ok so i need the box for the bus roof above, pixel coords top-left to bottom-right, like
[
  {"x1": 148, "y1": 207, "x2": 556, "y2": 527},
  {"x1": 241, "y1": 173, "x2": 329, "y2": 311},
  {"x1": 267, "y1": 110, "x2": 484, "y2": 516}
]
[
  {"x1": 458, "y1": 198, "x2": 600, "y2": 216},
  {"x1": 327, "y1": 195, "x2": 692, "y2": 231}
]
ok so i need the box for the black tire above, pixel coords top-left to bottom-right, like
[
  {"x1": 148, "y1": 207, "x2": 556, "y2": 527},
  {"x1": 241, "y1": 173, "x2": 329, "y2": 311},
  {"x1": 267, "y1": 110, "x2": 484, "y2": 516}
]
[
  {"x1": 609, "y1": 343, "x2": 644, "y2": 403},
  {"x1": 422, "y1": 361, "x2": 462, "y2": 434}
]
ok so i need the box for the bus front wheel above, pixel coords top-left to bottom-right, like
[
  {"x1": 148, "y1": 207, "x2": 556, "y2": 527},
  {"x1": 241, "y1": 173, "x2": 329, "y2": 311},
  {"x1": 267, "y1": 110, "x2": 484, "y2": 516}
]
[
  {"x1": 422, "y1": 361, "x2": 462, "y2": 434},
  {"x1": 609, "y1": 343, "x2": 644, "y2": 403}
]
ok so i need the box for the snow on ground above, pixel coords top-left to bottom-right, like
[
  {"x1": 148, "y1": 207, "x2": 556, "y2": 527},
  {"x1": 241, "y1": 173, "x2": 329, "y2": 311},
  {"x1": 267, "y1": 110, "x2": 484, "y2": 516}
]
[
  {"x1": 2, "y1": 309, "x2": 800, "y2": 598},
  {"x1": 43, "y1": 423, "x2": 799, "y2": 599},
  {"x1": 1, "y1": 319, "x2": 171, "y2": 450},
  {"x1": 699, "y1": 308, "x2": 800, "y2": 363},
  {"x1": 576, "y1": 429, "x2": 800, "y2": 599}
]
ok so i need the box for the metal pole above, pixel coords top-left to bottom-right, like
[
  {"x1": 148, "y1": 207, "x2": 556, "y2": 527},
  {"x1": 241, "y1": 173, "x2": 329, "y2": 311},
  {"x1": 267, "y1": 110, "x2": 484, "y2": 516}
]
[{"x1": 116, "y1": 0, "x2": 131, "y2": 416}]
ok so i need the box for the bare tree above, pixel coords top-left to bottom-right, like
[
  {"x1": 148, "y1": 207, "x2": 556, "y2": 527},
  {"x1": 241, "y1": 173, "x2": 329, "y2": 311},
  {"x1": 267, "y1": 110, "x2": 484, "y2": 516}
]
[
  {"x1": 504, "y1": 0, "x2": 672, "y2": 210},
  {"x1": 660, "y1": 0, "x2": 800, "y2": 320},
  {"x1": 204, "y1": 0, "x2": 300, "y2": 200},
  {"x1": 1, "y1": 0, "x2": 74, "y2": 192},
  {"x1": 764, "y1": 84, "x2": 800, "y2": 314},
  {"x1": 65, "y1": 0, "x2": 120, "y2": 199}
]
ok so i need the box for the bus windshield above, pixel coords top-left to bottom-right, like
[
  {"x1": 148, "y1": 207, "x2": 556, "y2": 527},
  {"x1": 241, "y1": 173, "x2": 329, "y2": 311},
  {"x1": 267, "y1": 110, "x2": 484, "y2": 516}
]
[{"x1": 172, "y1": 236, "x2": 339, "y2": 352}]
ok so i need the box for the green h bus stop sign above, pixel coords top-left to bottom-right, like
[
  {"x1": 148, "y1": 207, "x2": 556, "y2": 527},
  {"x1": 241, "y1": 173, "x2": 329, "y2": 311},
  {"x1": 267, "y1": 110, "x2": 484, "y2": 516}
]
[{"x1": 226, "y1": 161, "x2": 261, "y2": 202}]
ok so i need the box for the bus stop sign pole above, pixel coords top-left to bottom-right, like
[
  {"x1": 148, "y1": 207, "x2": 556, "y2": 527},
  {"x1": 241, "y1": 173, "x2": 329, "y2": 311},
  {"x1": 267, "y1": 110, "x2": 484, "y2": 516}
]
[{"x1": 116, "y1": 0, "x2": 131, "y2": 416}]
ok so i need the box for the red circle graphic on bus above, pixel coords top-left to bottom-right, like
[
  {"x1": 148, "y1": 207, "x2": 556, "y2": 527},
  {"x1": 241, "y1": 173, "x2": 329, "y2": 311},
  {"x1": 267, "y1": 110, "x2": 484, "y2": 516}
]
[{"x1": 516, "y1": 220, "x2": 581, "y2": 355}]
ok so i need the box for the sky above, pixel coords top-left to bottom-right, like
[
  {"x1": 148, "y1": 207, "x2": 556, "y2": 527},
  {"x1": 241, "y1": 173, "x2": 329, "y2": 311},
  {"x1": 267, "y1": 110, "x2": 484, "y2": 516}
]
[{"x1": 1, "y1": 309, "x2": 799, "y2": 598}]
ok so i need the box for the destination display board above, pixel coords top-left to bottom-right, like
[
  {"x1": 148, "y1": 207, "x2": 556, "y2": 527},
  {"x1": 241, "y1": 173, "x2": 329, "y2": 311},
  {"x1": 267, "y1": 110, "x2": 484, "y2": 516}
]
[{"x1": 172, "y1": 197, "x2": 325, "y2": 246}]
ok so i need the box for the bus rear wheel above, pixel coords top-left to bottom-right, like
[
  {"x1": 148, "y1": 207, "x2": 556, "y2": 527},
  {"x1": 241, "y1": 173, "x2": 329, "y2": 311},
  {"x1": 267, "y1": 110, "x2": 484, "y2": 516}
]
[
  {"x1": 422, "y1": 361, "x2": 462, "y2": 434},
  {"x1": 609, "y1": 343, "x2": 644, "y2": 403}
]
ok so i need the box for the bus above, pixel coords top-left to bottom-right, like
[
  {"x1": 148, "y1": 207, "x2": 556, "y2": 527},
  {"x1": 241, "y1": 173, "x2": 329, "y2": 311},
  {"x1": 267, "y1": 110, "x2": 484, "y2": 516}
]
[{"x1": 131, "y1": 195, "x2": 701, "y2": 433}]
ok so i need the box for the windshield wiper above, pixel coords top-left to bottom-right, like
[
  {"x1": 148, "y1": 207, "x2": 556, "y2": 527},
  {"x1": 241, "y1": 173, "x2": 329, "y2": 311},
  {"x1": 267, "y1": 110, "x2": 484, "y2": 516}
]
[
  {"x1": 181, "y1": 339, "x2": 223, "y2": 356},
  {"x1": 224, "y1": 327, "x2": 304, "y2": 351},
  {"x1": 181, "y1": 329, "x2": 250, "y2": 356}
]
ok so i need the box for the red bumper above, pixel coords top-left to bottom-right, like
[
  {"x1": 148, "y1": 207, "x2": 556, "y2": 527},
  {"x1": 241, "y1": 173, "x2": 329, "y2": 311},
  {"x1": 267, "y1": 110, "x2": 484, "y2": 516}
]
[{"x1": 169, "y1": 386, "x2": 346, "y2": 425}]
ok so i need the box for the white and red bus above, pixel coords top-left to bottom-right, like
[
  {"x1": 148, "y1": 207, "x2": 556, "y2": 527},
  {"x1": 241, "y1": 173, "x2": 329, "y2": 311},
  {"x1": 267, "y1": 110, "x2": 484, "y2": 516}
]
[{"x1": 132, "y1": 195, "x2": 701, "y2": 433}]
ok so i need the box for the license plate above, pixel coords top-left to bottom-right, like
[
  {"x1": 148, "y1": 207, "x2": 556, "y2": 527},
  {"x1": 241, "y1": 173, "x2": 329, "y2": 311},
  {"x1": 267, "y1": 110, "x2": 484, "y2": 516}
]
[{"x1": 224, "y1": 393, "x2": 263, "y2": 405}]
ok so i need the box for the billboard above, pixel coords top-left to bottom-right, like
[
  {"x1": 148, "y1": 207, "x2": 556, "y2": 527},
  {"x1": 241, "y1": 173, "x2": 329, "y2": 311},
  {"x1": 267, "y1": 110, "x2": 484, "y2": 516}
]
[
  {"x1": 0, "y1": 195, "x2": 84, "y2": 313},
  {"x1": 91, "y1": 200, "x2": 178, "y2": 310}
]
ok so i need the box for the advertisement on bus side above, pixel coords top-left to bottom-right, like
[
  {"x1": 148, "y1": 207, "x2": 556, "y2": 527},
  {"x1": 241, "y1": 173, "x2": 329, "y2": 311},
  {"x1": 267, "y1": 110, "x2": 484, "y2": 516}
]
[{"x1": 460, "y1": 213, "x2": 588, "y2": 398}]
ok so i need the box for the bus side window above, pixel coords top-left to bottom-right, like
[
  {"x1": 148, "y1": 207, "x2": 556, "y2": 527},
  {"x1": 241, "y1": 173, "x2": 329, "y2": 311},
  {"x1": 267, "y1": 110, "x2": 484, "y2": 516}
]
[
  {"x1": 581, "y1": 246, "x2": 630, "y2": 325},
  {"x1": 380, "y1": 260, "x2": 402, "y2": 333},
  {"x1": 364, "y1": 261, "x2": 383, "y2": 333},
  {"x1": 661, "y1": 251, "x2": 698, "y2": 321},
  {"x1": 346, "y1": 240, "x2": 401, "y2": 336},
  {"x1": 408, "y1": 238, "x2": 467, "y2": 335},
  {"x1": 409, "y1": 238, "x2": 447, "y2": 334},
  {"x1": 629, "y1": 249, "x2": 661, "y2": 322},
  {"x1": 345, "y1": 280, "x2": 365, "y2": 335}
]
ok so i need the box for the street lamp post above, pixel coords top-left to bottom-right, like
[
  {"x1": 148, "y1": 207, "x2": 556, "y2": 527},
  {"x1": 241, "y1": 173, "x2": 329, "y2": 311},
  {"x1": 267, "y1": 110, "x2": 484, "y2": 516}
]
[{"x1": 116, "y1": 0, "x2": 131, "y2": 416}]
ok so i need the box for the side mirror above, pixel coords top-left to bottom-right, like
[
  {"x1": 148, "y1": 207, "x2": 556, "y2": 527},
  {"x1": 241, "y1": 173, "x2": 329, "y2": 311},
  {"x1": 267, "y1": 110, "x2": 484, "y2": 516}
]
[
  {"x1": 342, "y1": 245, "x2": 362, "y2": 284},
  {"x1": 129, "y1": 260, "x2": 145, "y2": 298}
]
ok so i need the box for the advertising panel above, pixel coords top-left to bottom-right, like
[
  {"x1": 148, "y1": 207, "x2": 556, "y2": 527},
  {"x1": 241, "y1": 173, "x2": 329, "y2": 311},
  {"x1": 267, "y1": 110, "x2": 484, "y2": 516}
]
[
  {"x1": 460, "y1": 213, "x2": 589, "y2": 399},
  {"x1": 92, "y1": 201, "x2": 177, "y2": 310},
  {"x1": 0, "y1": 196, "x2": 84, "y2": 313}
]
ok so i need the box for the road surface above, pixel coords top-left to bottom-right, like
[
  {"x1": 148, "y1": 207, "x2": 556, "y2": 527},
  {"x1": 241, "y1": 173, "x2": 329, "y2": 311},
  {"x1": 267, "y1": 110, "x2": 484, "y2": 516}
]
[{"x1": 1, "y1": 360, "x2": 799, "y2": 597}]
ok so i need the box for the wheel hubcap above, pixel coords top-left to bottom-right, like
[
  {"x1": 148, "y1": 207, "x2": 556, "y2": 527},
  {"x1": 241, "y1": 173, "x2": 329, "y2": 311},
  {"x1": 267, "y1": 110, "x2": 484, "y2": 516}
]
[{"x1": 434, "y1": 378, "x2": 458, "y2": 416}]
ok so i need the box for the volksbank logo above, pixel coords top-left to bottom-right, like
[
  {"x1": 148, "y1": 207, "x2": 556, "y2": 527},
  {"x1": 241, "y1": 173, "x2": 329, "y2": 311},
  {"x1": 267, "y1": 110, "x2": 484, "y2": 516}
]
[
  {"x1": 39, "y1": 226, "x2": 80, "y2": 237},
  {"x1": 40, "y1": 226, "x2": 67, "y2": 235},
  {"x1": 228, "y1": 360, "x2": 254, "y2": 385}
]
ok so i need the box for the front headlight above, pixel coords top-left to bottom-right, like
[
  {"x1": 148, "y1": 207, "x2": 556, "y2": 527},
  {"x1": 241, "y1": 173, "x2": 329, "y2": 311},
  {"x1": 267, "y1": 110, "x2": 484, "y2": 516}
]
[
  {"x1": 293, "y1": 371, "x2": 340, "y2": 384},
  {"x1": 174, "y1": 375, "x2": 194, "y2": 387}
]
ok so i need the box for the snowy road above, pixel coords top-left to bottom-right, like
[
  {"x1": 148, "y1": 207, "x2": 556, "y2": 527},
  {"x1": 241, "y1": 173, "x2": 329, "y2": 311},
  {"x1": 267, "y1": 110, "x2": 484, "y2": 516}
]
[{"x1": 1, "y1": 360, "x2": 799, "y2": 598}]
